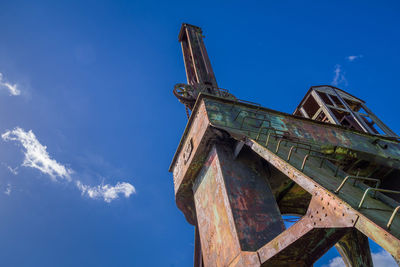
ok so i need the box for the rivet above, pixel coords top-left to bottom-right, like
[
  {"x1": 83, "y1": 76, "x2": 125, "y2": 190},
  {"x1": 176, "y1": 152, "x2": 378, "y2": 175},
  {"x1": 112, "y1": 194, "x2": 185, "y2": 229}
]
[
  {"x1": 342, "y1": 213, "x2": 345, "y2": 216},
  {"x1": 325, "y1": 214, "x2": 327, "y2": 217},
  {"x1": 322, "y1": 207, "x2": 325, "y2": 210}
]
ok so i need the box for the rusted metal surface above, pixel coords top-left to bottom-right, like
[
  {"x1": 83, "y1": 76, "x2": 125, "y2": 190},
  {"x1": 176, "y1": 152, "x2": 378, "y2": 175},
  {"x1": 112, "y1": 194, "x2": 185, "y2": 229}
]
[
  {"x1": 178, "y1": 23, "x2": 218, "y2": 87},
  {"x1": 244, "y1": 136, "x2": 400, "y2": 261},
  {"x1": 216, "y1": 145, "x2": 285, "y2": 250},
  {"x1": 169, "y1": 95, "x2": 400, "y2": 264},
  {"x1": 257, "y1": 192, "x2": 359, "y2": 265},
  {"x1": 193, "y1": 146, "x2": 241, "y2": 266},
  {"x1": 276, "y1": 183, "x2": 311, "y2": 216},
  {"x1": 335, "y1": 229, "x2": 373, "y2": 267},
  {"x1": 171, "y1": 101, "x2": 212, "y2": 225},
  {"x1": 228, "y1": 252, "x2": 260, "y2": 267},
  {"x1": 171, "y1": 24, "x2": 400, "y2": 266},
  {"x1": 174, "y1": 24, "x2": 235, "y2": 111},
  {"x1": 201, "y1": 95, "x2": 400, "y2": 166},
  {"x1": 355, "y1": 213, "x2": 400, "y2": 260},
  {"x1": 193, "y1": 143, "x2": 285, "y2": 266},
  {"x1": 259, "y1": 227, "x2": 348, "y2": 266},
  {"x1": 194, "y1": 226, "x2": 203, "y2": 267},
  {"x1": 307, "y1": 191, "x2": 359, "y2": 228}
]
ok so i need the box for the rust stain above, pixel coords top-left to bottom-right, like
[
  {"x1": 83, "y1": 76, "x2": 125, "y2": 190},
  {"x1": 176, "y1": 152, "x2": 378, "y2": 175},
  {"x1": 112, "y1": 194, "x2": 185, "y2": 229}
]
[{"x1": 193, "y1": 146, "x2": 241, "y2": 266}]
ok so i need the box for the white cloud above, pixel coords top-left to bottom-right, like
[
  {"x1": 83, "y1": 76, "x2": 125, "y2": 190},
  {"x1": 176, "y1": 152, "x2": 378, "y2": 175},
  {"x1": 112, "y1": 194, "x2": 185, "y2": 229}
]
[
  {"x1": 2, "y1": 127, "x2": 136, "y2": 202},
  {"x1": 331, "y1": 64, "x2": 347, "y2": 87},
  {"x1": 7, "y1": 166, "x2": 18, "y2": 175},
  {"x1": 76, "y1": 180, "x2": 136, "y2": 203},
  {"x1": 347, "y1": 55, "x2": 363, "y2": 62},
  {"x1": 323, "y1": 249, "x2": 397, "y2": 267},
  {"x1": 0, "y1": 73, "x2": 20, "y2": 96},
  {"x1": 4, "y1": 183, "x2": 11, "y2": 195},
  {"x1": 2, "y1": 127, "x2": 72, "y2": 181},
  {"x1": 323, "y1": 256, "x2": 344, "y2": 267},
  {"x1": 372, "y1": 249, "x2": 398, "y2": 266},
  {"x1": 1, "y1": 163, "x2": 19, "y2": 175}
]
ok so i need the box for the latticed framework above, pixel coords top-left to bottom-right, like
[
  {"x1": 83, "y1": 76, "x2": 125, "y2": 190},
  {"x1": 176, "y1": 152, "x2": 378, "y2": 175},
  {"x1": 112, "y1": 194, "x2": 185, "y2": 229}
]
[{"x1": 170, "y1": 23, "x2": 400, "y2": 266}]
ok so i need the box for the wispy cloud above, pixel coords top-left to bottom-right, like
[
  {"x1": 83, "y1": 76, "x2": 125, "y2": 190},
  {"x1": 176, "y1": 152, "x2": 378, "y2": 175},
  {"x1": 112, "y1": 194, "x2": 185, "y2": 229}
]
[
  {"x1": 76, "y1": 181, "x2": 136, "y2": 203},
  {"x1": 324, "y1": 249, "x2": 397, "y2": 267},
  {"x1": 0, "y1": 73, "x2": 20, "y2": 96},
  {"x1": 4, "y1": 183, "x2": 11, "y2": 195},
  {"x1": 331, "y1": 64, "x2": 347, "y2": 87},
  {"x1": 323, "y1": 256, "x2": 344, "y2": 267},
  {"x1": 1, "y1": 163, "x2": 19, "y2": 175},
  {"x1": 371, "y1": 249, "x2": 398, "y2": 266},
  {"x1": 2, "y1": 127, "x2": 135, "y2": 202},
  {"x1": 2, "y1": 128, "x2": 72, "y2": 181},
  {"x1": 347, "y1": 55, "x2": 363, "y2": 62},
  {"x1": 7, "y1": 166, "x2": 18, "y2": 175}
]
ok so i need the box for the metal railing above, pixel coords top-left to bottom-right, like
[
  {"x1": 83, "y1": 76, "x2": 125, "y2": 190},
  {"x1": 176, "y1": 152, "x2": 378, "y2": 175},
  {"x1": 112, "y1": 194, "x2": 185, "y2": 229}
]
[
  {"x1": 218, "y1": 108, "x2": 400, "y2": 231},
  {"x1": 387, "y1": 206, "x2": 400, "y2": 230},
  {"x1": 335, "y1": 176, "x2": 381, "y2": 194},
  {"x1": 287, "y1": 144, "x2": 322, "y2": 162},
  {"x1": 301, "y1": 154, "x2": 343, "y2": 176},
  {"x1": 230, "y1": 108, "x2": 400, "y2": 232},
  {"x1": 358, "y1": 188, "x2": 400, "y2": 209}
]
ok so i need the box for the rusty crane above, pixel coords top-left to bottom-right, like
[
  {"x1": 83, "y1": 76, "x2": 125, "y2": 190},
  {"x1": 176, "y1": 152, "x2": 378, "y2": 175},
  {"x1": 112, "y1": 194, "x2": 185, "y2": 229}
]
[{"x1": 170, "y1": 23, "x2": 400, "y2": 266}]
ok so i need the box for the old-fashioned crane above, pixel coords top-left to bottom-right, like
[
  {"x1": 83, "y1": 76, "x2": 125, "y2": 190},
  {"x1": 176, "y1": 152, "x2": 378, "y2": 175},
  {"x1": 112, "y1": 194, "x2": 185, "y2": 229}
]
[{"x1": 170, "y1": 23, "x2": 400, "y2": 266}]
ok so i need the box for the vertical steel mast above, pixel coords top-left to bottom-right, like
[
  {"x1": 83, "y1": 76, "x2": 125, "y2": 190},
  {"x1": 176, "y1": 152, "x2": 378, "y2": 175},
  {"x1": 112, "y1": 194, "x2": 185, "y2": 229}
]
[
  {"x1": 178, "y1": 23, "x2": 218, "y2": 88},
  {"x1": 173, "y1": 23, "x2": 234, "y2": 117}
]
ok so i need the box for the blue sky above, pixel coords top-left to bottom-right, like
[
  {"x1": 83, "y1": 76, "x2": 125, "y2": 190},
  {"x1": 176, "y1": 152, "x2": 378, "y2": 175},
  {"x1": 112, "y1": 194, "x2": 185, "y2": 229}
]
[{"x1": 0, "y1": 1, "x2": 399, "y2": 266}]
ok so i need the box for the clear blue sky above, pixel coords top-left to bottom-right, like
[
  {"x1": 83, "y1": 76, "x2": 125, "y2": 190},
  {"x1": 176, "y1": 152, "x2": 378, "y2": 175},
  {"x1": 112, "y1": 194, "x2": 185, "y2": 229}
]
[{"x1": 0, "y1": 1, "x2": 399, "y2": 266}]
